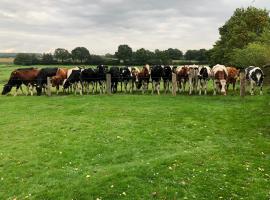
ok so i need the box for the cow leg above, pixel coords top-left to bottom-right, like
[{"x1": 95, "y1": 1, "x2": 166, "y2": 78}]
[
  {"x1": 204, "y1": 80, "x2": 207, "y2": 95},
  {"x1": 260, "y1": 83, "x2": 263, "y2": 95},
  {"x1": 189, "y1": 78, "x2": 192, "y2": 95},
  {"x1": 151, "y1": 81, "x2": 155, "y2": 95},
  {"x1": 199, "y1": 80, "x2": 202, "y2": 95},
  {"x1": 157, "y1": 82, "x2": 160, "y2": 95},
  {"x1": 183, "y1": 81, "x2": 186, "y2": 93},
  {"x1": 14, "y1": 86, "x2": 19, "y2": 96},
  {"x1": 250, "y1": 81, "x2": 254, "y2": 95},
  {"x1": 213, "y1": 81, "x2": 217, "y2": 96}
]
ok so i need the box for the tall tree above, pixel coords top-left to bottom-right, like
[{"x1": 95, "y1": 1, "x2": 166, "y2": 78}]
[
  {"x1": 209, "y1": 7, "x2": 270, "y2": 65},
  {"x1": 54, "y1": 48, "x2": 70, "y2": 63},
  {"x1": 115, "y1": 45, "x2": 132, "y2": 63},
  {"x1": 71, "y1": 47, "x2": 90, "y2": 63}
]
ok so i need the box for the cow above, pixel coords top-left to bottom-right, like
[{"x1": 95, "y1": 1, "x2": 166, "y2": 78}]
[
  {"x1": 137, "y1": 65, "x2": 150, "y2": 94},
  {"x1": 51, "y1": 68, "x2": 68, "y2": 95},
  {"x1": 198, "y1": 66, "x2": 211, "y2": 95},
  {"x1": 63, "y1": 67, "x2": 81, "y2": 93},
  {"x1": 226, "y1": 67, "x2": 239, "y2": 91},
  {"x1": 96, "y1": 65, "x2": 107, "y2": 94},
  {"x1": 109, "y1": 66, "x2": 120, "y2": 93},
  {"x1": 162, "y1": 65, "x2": 172, "y2": 94},
  {"x1": 80, "y1": 68, "x2": 97, "y2": 94},
  {"x1": 245, "y1": 66, "x2": 264, "y2": 95},
  {"x1": 151, "y1": 65, "x2": 163, "y2": 95},
  {"x1": 36, "y1": 68, "x2": 58, "y2": 96},
  {"x1": 187, "y1": 65, "x2": 199, "y2": 95},
  {"x1": 63, "y1": 69, "x2": 83, "y2": 95},
  {"x1": 176, "y1": 66, "x2": 189, "y2": 93},
  {"x1": 130, "y1": 67, "x2": 140, "y2": 93},
  {"x1": 2, "y1": 68, "x2": 40, "y2": 96},
  {"x1": 212, "y1": 64, "x2": 228, "y2": 95},
  {"x1": 119, "y1": 67, "x2": 131, "y2": 93}
]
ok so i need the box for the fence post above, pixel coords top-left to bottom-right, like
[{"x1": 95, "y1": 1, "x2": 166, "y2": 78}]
[
  {"x1": 240, "y1": 69, "x2": 245, "y2": 97},
  {"x1": 47, "y1": 77, "x2": 52, "y2": 96},
  {"x1": 106, "y1": 73, "x2": 112, "y2": 95},
  {"x1": 172, "y1": 73, "x2": 177, "y2": 96}
]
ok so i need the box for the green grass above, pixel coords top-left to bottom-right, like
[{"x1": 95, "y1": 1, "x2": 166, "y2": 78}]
[{"x1": 0, "y1": 64, "x2": 270, "y2": 199}]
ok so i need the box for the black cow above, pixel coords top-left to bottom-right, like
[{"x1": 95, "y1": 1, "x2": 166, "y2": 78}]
[
  {"x1": 63, "y1": 69, "x2": 82, "y2": 95},
  {"x1": 96, "y1": 65, "x2": 107, "y2": 94},
  {"x1": 120, "y1": 67, "x2": 131, "y2": 93},
  {"x1": 162, "y1": 66, "x2": 172, "y2": 93},
  {"x1": 245, "y1": 66, "x2": 264, "y2": 95},
  {"x1": 80, "y1": 68, "x2": 97, "y2": 94},
  {"x1": 151, "y1": 65, "x2": 163, "y2": 95},
  {"x1": 109, "y1": 66, "x2": 120, "y2": 93},
  {"x1": 36, "y1": 68, "x2": 58, "y2": 96}
]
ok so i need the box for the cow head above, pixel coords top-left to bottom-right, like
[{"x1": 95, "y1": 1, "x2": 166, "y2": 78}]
[
  {"x1": 199, "y1": 67, "x2": 209, "y2": 79},
  {"x1": 2, "y1": 84, "x2": 12, "y2": 95},
  {"x1": 215, "y1": 70, "x2": 227, "y2": 95},
  {"x1": 253, "y1": 69, "x2": 264, "y2": 86}
]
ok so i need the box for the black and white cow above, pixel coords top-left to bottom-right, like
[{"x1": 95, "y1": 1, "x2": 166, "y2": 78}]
[
  {"x1": 96, "y1": 65, "x2": 107, "y2": 94},
  {"x1": 151, "y1": 65, "x2": 163, "y2": 95},
  {"x1": 36, "y1": 68, "x2": 58, "y2": 96},
  {"x1": 198, "y1": 66, "x2": 211, "y2": 95},
  {"x1": 245, "y1": 66, "x2": 264, "y2": 95},
  {"x1": 63, "y1": 69, "x2": 83, "y2": 95},
  {"x1": 109, "y1": 66, "x2": 120, "y2": 93},
  {"x1": 120, "y1": 67, "x2": 131, "y2": 93},
  {"x1": 162, "y1": 65, "x2": 172, "y2": 93}
]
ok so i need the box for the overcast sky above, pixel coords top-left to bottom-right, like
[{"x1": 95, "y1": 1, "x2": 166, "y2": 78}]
[{"x1": 0, "y1": 0, "x2": 269, "y2": 54}]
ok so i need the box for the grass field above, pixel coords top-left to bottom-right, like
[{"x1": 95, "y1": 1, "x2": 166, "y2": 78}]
[{"x1": 0, "y1": 65, "x2": 270, "y2": 199}]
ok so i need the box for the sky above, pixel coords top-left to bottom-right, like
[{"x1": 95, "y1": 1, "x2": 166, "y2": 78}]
[{"x1": 0, "y1": 0, "x2": 269, "y2": 54}]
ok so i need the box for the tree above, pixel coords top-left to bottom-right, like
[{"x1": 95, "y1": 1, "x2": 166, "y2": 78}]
[
  {"x1": 71, "y1": 47, "x2": 90, "y2": 63},
  {"x1": 133, "y1": 48, "x2": 155, "y2": 64},
  {"x1": 184, "y1": 49, "x2": 209, "y2": 61},
  {"x1": 165, "y1": 48, "x2": 183, "y2": 60},
  {"x1": 54, "y1": 48, "x2": 70, "y2": 63},
  {"x1": 14, "y1": 53, "x2": 38, "y2": 65},
  {"x1": 42, "y1": 53, "x2": 55, "y2": 64},
  {"x1": 115, "y1": 45, "x2": 132, "y2": 63},
  {"x1": 154, "y1": 49, "x2": 171, "y2": 64},
  {"x1": 209, "y1": 7, "x2": 270, "y2": 65}
]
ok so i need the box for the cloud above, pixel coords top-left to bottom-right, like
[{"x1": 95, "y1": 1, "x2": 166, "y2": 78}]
[{"x1": 0, "y1": 0, "x2": 269, "y2": 54}]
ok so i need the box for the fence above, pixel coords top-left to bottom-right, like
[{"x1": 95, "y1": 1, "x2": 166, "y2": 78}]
[{"x1": 44, "y1": 73, "x2": 247, "y2": 97}]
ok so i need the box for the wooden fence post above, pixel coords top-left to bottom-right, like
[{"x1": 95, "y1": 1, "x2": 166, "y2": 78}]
[
  {"x1": 47, "y1": 77, "x2": 52, "y2": 96},
  {"x1": 240, "y1": 69, "x2": 246, "y2": 97},
  {"x1": 106, "y1": 73, "x2": 112, "y2": 95},
  {"x1": 172, "y1": 73, "x2": 177, "y2": 96}
]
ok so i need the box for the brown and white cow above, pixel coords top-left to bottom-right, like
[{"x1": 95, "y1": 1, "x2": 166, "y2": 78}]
[
  {"x1": 212, "y1": 64, "x2": 228, "y2": 95},
  {"x1": 2, "y1": 68, "x2": 40, "y2": 96},
  {"x1": 137, "y1": 65, "x2": 150, "y2": 94},
  {"x1": 226, "y1": 67, "x2": 239, "y2": 91},
  {"x1": 130, "y1": 67, "x2": 140, "y2": 93},
  {"x1": 175, "y1": 66, "x2": 188, "y2": 93},
  {"x1": 51, "y1": 68, "x2": 68, "y2": 94}
]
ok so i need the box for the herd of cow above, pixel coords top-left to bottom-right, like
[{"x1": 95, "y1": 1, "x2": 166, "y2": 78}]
[{"x1": 1, "y1": 64, "x2": 265, "y2": 96}]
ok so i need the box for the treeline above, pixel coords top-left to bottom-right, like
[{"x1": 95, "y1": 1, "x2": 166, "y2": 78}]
[{"x1": 14, "y1": 46, "x2": 209, "y2": 66}]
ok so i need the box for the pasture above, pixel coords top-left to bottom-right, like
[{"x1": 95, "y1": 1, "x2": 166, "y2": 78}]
[{"x1": 0, "y1": 64, "x2": 269, "y2": 199}]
